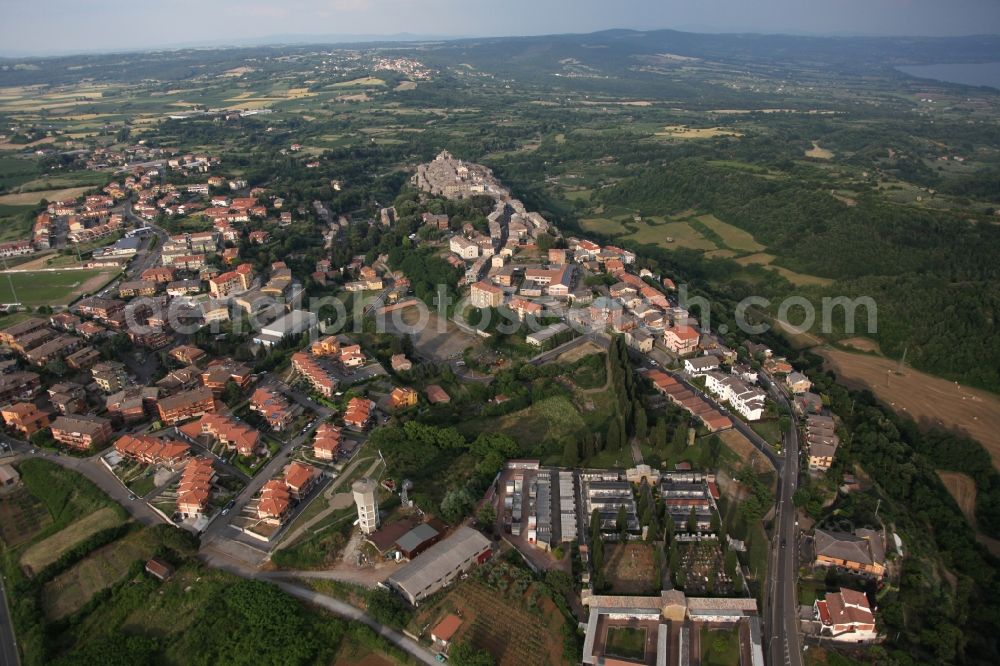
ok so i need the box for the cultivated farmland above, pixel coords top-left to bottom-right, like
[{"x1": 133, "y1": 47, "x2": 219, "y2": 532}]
[
  {"x1": 42, "y1": 529, "x2": 158, "y2": 620},
  {"x1": 819, "y1": 347, "x2": 1000, "y2": 468},
  {"x1": 20, "y1": 507, "x2": 126, "y2": 575},
  {"x1": 0, "y1": 489, "x2": 52, "y2": 548}
]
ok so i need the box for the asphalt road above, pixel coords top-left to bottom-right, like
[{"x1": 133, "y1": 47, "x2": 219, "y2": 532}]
[
  {"x1": 0, "y1": 578, "x2": 18, "y2": 666},
  {"x1": 764, "y1": 380, "x2": 803, "y2": 666}
]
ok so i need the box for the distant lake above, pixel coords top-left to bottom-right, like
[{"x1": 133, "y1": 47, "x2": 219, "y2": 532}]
[{"x1": 897, "y1": 62, "x2": 1000, "y2": 89}]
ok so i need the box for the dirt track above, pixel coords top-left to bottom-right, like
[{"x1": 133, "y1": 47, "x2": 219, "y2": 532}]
[{"x1": 819, "y1": 347, "x2": 1000, "y2": 470}]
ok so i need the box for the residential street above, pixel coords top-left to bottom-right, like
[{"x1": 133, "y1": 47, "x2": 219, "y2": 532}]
[{"x1": 763, "y1": 379, "x2": 803, "y2": 666}]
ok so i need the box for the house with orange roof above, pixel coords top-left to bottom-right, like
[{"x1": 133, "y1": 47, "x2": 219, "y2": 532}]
[
  {"x1": 250, "y1": 386, "x2": 293, "y2": 431},
  {"x1": 292, "y1": 351, "x2": 338, "y2": 397},
  {"x1": 283, "y1": 461, "x2": 318, "y2": 499},
  {"x1": 257, "y1": 479, "x2": 291, "y2": 525},
  {"x1": 184, "y1": 413, "x2": 262, "y2": 457},
  {"x1": 431, "y1": 614, "x2": 463, "y2": 648},
  {"x1": 340, "y1": 344, "x2": 366, "y2": 369},
  {"x1": 311, "y1": 336, "x2": 340, "y2": 357},
  {"x1": 390, "y1": 387, "x2": 419, "y2": 410},
  {"x1": 344, "y1": 397, "x2": 374, "y2": 430},
  {"x1": 177, "y1": 457, "x2": 215, "y2": 518},
  {"x1": 664, "y1": 325, "x2": 700, "y2": 356},
  {"x1": 312, "y1": 422, "x2": 342, "y2": 461},
  {"x1": 114, "y1": 434, "x2": 190, "y2": 466},
  {"x1": 814, "y1": 588, "x2": 878, "y2": 642}
]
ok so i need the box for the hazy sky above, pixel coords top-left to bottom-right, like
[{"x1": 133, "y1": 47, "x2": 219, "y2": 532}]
[{"x1": 2, "y1": 0, "x2": 999, "y2": 55}]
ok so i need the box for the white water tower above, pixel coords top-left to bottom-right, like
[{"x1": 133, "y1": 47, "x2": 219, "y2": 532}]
[{"x1": 352, "y1": 477, "x2": 380, "y2": 535}]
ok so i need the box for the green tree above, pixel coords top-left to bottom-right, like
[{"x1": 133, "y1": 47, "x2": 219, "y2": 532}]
[
  {"x1": 450, "y1": 641, "x2": 495, "y2": 666},
  {"x1": 476, "y1": 502, "x2": 497, "y2": 531},
  {"x1": 616, "y1": 504, "x2": 628, "y2": 541},
  {"x1": 365, "y1": 589, "x2": 410, "y2": 630},
  {"x1": 687, "y1": 507, "x2": 697, "y2": 533},
  {"x1": 440, "y1": 488, "x2": 475, "y2": 524}
]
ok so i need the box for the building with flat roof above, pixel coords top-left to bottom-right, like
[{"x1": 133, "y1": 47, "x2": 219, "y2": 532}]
[
  {"x1": 386, "y1": 527, "x2": 492, "y2": 605},
  {"x1": 253, "y1": 309, "x2": 318, "y2": 347}
]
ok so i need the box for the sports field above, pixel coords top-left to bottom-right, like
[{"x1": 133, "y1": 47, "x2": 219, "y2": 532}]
[{"x1": 0, "y1": 268, "x2": 115, "y2": 307}]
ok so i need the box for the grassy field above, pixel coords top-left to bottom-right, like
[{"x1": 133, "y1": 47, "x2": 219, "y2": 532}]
[
  {"x1": 695, "y1": 214, "x2": 765, "y2": 252},
  {"x1": 0, "y1": 268, "x2": 116, "y2": 306},
  {"x1": 625, "y1": 220, "x2": 719, "y2": 251},
  {"x1": 20, "y1": 506, "x2": 126, "y2": 575},
  {"x1": 330, "y1": 77, "x2": 386, "y2": 88},
  {"x1": 805, "y1": 141, "x2": 835, "y2": 159},
  {"x1": 734, "y1": 252, "x2": 833, "y2": 286},
  {"x1": 0, "y1": 488, "x2": 52, "y2": 548},
  {"x1": 605, "y1": 626, "x2": 647, "y2": 661},
  {"x1": 0, "y1": 186, "x2": 92, "y2": 206},
  {"x1": 480, "y1": 395, "x2": 587, "y2": 443},
  {"x1": 42, "y1": 528, "x2": 158, "y2": 620},
  {"x1": 580, "y1": 216, "x2": 631, "y2": 235},
  {"x1": 701, "y1": 626, "x2": 741, "y2": 666}
]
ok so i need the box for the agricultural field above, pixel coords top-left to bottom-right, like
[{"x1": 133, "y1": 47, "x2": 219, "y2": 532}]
[
  {"x1": 734, "y1": 252, "x2": 833, "y2": 286},
  {"x1": 602, "y1": 543, "x2": 660, "y2": 594},
  {"x1": 654, "y1": 125, "x2": 743, "y2": 140},
  {"x1": 409, "y1": 561, "x2": 571, "y2": 666},
  {"x1": 694, "y1": 214, "x2": 765, "y2": 253},
  {"x1": 0, "y1": 186, "x2": 93, "y2": 206},
  {"x1": 42, "y1": 528, "x2": 160, "y2": 620},
  {"x1": 0, "y1": 489, "x2": 52, "y2": 548},
  {"x1": 19, "y1": 506, "x2": 126, "y2": 575},
  {"x1": 0, "y1": 268, "x2": 117, "y2": 307},
  {"x1": 580, "y1": 216, "x2": 632, "y2": 235},
  {"x1": 818, "y1": 347, "x2": 1000, "y2": 469}
]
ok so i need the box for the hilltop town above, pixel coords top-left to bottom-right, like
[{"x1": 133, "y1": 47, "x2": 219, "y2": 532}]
[{"x1": 0, "y1": 147, "x2": 888, "y2": 666}]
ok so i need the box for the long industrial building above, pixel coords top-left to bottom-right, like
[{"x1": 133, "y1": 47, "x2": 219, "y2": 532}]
[{"x1": 386, "y1": 526, "x2": 492, "y2": 605}]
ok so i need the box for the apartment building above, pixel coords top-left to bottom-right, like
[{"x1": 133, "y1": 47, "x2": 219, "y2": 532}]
[{"x1": 50, "y1": 414, "x2": 113, "y2": 451}]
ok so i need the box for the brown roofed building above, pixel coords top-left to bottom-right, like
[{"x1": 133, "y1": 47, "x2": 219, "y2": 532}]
[
  {"x1": 170, "y1": 345, "x2": 206, "y2": 366},
  {"x1": 92, "y1": 361, "x2": 127, "y2": 393},
  {"x1": 65, "y1": 346, "x2": 101, "y2": 370},
  {"x1": 1, "y1": 403, "x2": 50, "y2": 437},
  {"x1": 157, "y1": 387, "x2": 216, "y2": 425},
  {"x1": 183, "y1": 413, "x2": 261, "y2": 457},
  {"x1": 425, "y1": 385, "x2": 451, "y2": 405},
  {"x1": 201, "y1": 358, "x2": 253, "y2": 394},
  {"x1": 50, "y1": 414, "x2": 113, "y2": 451}
]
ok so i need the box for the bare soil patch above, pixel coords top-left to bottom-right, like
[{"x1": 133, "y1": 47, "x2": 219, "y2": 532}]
[{"x1": 840, "y1": 337, "x2": 881, "y2": 353}]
